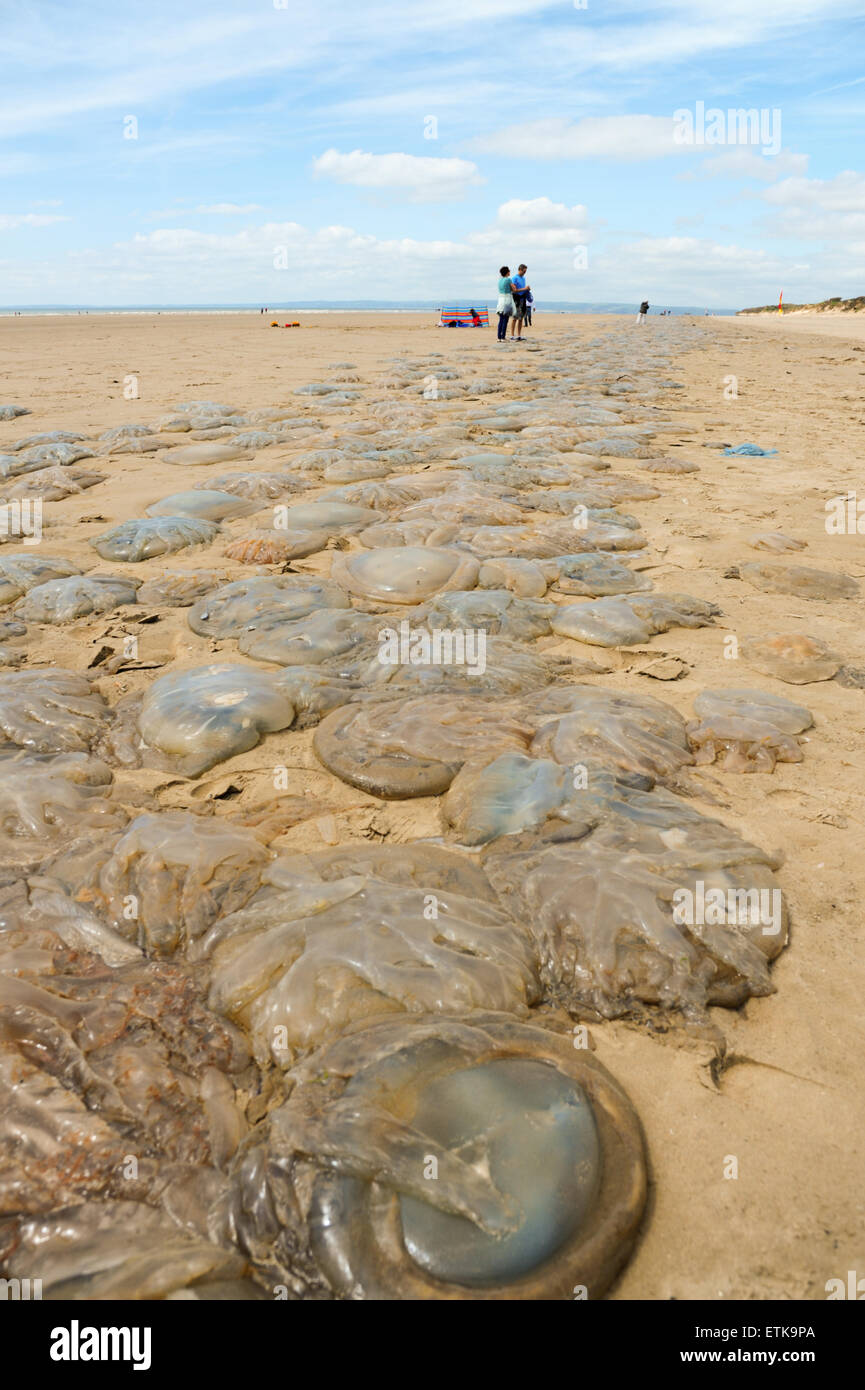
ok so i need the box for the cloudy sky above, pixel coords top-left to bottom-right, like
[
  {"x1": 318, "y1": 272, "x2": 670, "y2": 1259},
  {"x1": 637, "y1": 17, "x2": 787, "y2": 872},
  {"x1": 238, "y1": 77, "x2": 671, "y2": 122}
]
[{"x1": 1, "y1": 0, "x2": 863, "y2": 307}]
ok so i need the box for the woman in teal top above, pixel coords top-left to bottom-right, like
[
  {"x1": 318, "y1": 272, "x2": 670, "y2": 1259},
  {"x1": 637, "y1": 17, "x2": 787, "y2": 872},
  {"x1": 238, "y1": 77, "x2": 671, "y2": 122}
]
[{"x1": 496, "y1": 266, "x2": 514, "y2": 341}]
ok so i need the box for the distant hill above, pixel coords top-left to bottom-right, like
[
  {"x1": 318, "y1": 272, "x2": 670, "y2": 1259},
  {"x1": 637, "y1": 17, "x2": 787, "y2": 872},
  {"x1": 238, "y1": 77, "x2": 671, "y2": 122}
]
[{"x1": 739, "y1": 295, "x2": 865, "y2": 315}]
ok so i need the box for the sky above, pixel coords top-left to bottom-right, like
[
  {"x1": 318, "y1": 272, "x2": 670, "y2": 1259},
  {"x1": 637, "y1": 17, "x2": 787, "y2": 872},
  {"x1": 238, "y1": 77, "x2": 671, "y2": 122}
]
[{"x1": 1, "y1": 0, "x2": 864, "y2": 308}]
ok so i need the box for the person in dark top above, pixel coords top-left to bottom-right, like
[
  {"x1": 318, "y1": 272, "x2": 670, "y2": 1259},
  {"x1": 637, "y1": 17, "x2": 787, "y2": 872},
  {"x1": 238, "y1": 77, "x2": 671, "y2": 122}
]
[
  {"x1": 637, "y1": 300, "x2": 649, "y2": 324},
  {"x1": 510, "y1": 264, "x2": 528, "y2": 340}
]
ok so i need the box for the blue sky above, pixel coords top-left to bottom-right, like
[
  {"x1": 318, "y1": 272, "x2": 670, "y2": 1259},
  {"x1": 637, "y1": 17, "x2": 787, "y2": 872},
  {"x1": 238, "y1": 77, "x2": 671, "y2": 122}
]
[{"x1": 1, "y1": 0, "x2": 864, "y2": 307}]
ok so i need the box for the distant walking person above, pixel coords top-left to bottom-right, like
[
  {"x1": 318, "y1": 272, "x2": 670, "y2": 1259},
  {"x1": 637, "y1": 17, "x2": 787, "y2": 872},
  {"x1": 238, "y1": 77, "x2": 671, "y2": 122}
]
[
  {"x1": 496, "y1": 266, "x2": 515, "y2": 342},
  {"x1": 510, "y1": 264, "x2": 528, "y2": 340},
  {"x1": 637, "y1": 299, "x2": 649, "y2": 325}
]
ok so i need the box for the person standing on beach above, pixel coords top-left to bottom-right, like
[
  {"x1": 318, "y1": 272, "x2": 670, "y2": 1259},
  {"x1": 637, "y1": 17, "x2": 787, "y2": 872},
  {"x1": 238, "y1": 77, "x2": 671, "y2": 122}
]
[
  {"x1": 496, "y1": 266, "x2": 515, "y2": 341},
  {"x1": 637, "y1": 299, "x2": 649, "y2": 325},
  {"x1": 510, "y1": 264, "x2": 528, "y2": 340}
]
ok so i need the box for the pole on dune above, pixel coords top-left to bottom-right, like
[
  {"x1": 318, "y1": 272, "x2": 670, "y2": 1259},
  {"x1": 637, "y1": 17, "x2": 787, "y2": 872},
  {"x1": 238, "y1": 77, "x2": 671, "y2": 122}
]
[{"x1": 778, "y1": 289, "x2": 783, "y2": 314}]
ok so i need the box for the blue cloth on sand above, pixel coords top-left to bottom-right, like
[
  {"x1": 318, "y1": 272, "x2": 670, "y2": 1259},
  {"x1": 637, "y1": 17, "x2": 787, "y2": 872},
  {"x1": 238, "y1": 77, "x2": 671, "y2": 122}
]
[{"x1": 723, "y1": 443, "x2": 778, "y2": 456}]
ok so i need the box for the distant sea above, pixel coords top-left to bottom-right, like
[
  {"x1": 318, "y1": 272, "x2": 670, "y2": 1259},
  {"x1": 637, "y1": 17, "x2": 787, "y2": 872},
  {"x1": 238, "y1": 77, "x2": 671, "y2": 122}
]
[{"x1": 0, "y1": 301, "x2": 739, "y2": 317}]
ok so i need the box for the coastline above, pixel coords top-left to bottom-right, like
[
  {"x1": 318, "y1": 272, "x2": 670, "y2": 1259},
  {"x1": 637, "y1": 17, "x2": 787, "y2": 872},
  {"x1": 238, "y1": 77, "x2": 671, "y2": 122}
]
[{"x1": 0, "y1": 305, "x2": 741, "y2": 319}]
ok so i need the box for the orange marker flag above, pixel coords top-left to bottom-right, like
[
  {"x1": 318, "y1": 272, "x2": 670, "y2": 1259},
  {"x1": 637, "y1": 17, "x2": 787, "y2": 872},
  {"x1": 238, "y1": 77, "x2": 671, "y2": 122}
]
[{"x1": 778, "y1": 289, "x2": 783, "y2": 314}]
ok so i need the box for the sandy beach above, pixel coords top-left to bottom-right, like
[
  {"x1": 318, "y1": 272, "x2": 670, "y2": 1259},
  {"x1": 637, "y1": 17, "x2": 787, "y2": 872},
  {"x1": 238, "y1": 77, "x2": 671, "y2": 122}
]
[{"x1": 2, "y1": 308, "x2": 864, "y2": 1303}]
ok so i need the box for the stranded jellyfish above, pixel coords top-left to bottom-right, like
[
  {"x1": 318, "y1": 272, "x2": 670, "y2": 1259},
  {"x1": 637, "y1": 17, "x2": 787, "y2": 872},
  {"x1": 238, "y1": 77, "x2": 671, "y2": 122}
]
[
  {"x1": 313, "y1": 693, "x2": 533, "y2": 798},
  {"x1": 551, "y1": 593, "x2": 719, "y2": 648},
  {"x1": 197, "y1": 867, "x2": 539, "y2": 1059},
  {"x1": 223, "y1": 530, "x2": 330, "y2": 565},
  {"x1": 0, "y1": 555, "x2": 82, "y2": 606},
  {"x1": 90, "y1": 517, "x2": 219, "y2": 563},
  {"x1": 740, "y1": 632, "x2": 842, "y2": 684},
  {"x1": 737, "y1": 561, "x2": 859, "y2": 601},
  {"x1": 59, "y1": 809, "x2": 274, "y2": 953},
  {"x1": 331, "y1": 547, "x2": 480, "y2": 604},
  {"x1": 0, "y1": 668, "x2": 109, "y2": 753},
  {"x1": 262, "y1": 1013, "x2": 646, "y2": 1299},
  {"x1": 135, "y1": 664, "x2": 299, "y2": 776},
  {"x1": 145, "y1": 489, "x2": 259, "y2": 522},
  {"x1": 188, "y1": 576, "x2": 350, "y2": 640},
  {"x1": 15, "y1": 575, "x2": 139, "y2": 623}
]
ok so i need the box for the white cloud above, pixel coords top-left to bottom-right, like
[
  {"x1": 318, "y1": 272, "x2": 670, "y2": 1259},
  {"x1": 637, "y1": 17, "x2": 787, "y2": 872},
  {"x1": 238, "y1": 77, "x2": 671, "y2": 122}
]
[
  {"x1": 4, "y1": 209, "x2": 863, "y2": 308},
  {"x1": 469, "y1": 116, "x2": 691, "y2": 161},
  {"x1": 762, "y1": 170, "x2": 865, "y2": 241},
  {"x1": 0, "y1": 213, "x2": 70, "y2": 230},
  {"x1": 588, "y1": 234, "x2": 797, "y2": 304},
  {"x1": 0, "y1": 202, "x2": 595, "y2": 301},
  {"x1": 764, "y1": 169, "x2": 865, "y2": 211},
  {"x1": 478, "y1": 198, "x2": 593, "y2": 250},
  {"x1": 578, "y1": 229, "x2": 862, "y2": 306},
  {"x1": 312, "y1": 148, "x2": 484, "y2": 202},
  {"x1": 700, "y1": 148, "x2": 809, "y2": 181},
  {"x1": 495, "y1": 197, "x2": 590, "y2": 229}
]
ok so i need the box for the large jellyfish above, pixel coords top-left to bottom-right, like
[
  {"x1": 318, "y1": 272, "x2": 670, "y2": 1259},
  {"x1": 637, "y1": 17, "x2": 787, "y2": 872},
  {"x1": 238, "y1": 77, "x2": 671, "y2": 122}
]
[
  {"x1": 331, "y1": 547, "x2": 480, "y2": 604},
  {"x1": 0, "y1": 668, "x2": 110, "y2": 753},
  {"x1": 188, "y1": 576, "x2": 350, "y2": 640},
  {"x1": 197, "y1": 866, "x2": 539, "y2": 1059},
  {"x1": 132, "y1": 664, "x2": 299, "y2": 776},
  {"x1": 91, "y1": 517, "x2": 219, "y2": 562},
  {"x1": 250, "y1": 1013, "x2": 647, "y2": 1299},
  {"x1": 313, "y1": 693, "x2": 533, "y2": 797},
  {"x1": 551, "y1": 594, "x2": 719, "y2": 647},
  {"x1": 737, "y1": 561, "x2": 859, "y2": 601},
  {"x1": 15, "y1": 575, "x2": 139, "y2": 623},
  {"x1": 483, "y1": 788, "x2": 788, "y2": 1019},
  {"x1": 146, "y1": 489, "x2": 259, "y2": 522},
  {"x1": 57, "y1": 809, "x2": 274, "y2": 953}
]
